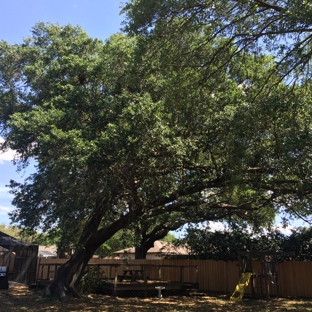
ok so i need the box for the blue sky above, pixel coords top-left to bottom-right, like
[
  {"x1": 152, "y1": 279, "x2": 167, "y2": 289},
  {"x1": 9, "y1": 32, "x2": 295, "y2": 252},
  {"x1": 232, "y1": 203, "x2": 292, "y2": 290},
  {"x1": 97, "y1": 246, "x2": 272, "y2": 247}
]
[
  {"x1": 0, "y1": 0, "x2": 124, "y2": 224},
  {"x1": 0, "y1": 0, "x2": 124, "y2": 44}
]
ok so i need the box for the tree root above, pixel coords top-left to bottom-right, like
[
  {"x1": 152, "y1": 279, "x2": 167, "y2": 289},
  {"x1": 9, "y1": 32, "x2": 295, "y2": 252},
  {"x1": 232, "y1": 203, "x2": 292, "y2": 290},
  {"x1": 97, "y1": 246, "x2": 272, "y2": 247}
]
[{"x1": 42, "y1": 281, "x2": 81, "y2": 302}]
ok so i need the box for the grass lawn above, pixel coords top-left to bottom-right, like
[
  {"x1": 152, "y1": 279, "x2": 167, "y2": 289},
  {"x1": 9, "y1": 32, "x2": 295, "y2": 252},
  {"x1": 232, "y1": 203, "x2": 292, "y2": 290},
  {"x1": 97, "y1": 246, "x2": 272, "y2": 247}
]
[{"x1": 1, "y1": 284, "x2": 312, "y2": 311}]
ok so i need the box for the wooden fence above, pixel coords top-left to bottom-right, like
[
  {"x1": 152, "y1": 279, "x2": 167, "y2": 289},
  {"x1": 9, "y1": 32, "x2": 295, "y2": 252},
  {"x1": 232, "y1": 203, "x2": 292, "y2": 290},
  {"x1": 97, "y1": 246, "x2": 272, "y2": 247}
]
[{"x1": 37, "y1": 258, "x2": 312, "y2": 298}]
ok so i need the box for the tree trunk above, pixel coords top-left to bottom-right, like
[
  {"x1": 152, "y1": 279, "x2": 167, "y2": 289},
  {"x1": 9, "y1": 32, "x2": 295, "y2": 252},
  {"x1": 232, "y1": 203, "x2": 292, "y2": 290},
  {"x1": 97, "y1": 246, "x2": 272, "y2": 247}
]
[
  {"x1": 42, "y1": 243, "x2": 98, "y2": 301},
  {"x1": 134, "y1": 236, "x2": 157, "y2": 259},
  {"x1": 134, "y1": 230, "x2": 170, "y2": 259},
  {"x1": 135, "y1": 245, "x2": 148, "y2": 259},
  {"x1": 42, "y1": 212, "x2": 132, "y2": 301}
]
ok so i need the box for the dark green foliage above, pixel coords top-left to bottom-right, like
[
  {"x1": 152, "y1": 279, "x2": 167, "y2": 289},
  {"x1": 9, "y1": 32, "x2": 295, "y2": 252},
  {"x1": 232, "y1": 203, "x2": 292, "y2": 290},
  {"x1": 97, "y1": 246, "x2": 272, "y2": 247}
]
[
  {"x1": 180, "y1": 226, "x2": 312, "y2": 261},
  {"x1": 79, "y1": 266, "x2": 106, "y2": 294},
  {"x1": 281, "y1": 227, "x2": 312, "y2": 261}
]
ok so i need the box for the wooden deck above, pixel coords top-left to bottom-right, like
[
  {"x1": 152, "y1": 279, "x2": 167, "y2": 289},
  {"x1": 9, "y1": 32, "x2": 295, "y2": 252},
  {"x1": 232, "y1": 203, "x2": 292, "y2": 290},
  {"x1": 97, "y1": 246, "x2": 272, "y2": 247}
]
[{"x1": 36, "y1": 262, "x2": 199, "y2": 296}]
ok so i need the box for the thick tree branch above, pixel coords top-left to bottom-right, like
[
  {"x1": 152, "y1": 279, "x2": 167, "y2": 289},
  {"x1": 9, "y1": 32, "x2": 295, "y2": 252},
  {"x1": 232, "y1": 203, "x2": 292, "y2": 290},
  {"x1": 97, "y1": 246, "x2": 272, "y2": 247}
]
[{"x1": 253, "y1": 0, "x2": 283, "y2": 12}]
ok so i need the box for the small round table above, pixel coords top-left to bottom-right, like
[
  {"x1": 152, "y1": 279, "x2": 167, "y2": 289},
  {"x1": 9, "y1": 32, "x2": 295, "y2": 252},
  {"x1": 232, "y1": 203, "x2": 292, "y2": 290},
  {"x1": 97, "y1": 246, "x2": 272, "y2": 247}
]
[{"x1": 155, "y1": 286, "x2": 166, "y2": 300}]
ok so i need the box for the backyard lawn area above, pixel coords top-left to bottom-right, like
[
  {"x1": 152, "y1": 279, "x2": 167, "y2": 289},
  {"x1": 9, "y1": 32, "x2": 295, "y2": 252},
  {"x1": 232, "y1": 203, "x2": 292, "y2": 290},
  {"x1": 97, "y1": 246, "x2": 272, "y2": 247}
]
[{"x1": 1, "y1": 284, "x2": 312, "y2": 311}]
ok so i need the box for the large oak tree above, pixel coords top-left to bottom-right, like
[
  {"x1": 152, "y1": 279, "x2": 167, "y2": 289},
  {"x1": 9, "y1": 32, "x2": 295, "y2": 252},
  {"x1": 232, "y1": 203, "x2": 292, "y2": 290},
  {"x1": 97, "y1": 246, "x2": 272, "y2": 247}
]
[{"x1": 1, "y1": 22, "x2": 312, "y2": 300}]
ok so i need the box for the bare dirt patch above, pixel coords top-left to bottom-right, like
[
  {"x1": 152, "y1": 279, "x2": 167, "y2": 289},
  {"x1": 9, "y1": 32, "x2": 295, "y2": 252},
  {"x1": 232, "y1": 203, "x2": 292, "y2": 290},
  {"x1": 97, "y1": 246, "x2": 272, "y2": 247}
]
[{"x1": 0, "y1": 284, "x2": 312, "y2": 311}]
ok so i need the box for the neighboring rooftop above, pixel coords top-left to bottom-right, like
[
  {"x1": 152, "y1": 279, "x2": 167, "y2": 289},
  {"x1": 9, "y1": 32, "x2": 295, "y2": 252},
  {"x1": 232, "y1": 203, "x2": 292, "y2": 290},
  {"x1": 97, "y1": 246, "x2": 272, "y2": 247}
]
[
  {"x1": 38, "y1": 245, "x2": 57, "y2": 258},
  {"x1": 114, "y1": 241, "x2": 190, "y2": 259}
]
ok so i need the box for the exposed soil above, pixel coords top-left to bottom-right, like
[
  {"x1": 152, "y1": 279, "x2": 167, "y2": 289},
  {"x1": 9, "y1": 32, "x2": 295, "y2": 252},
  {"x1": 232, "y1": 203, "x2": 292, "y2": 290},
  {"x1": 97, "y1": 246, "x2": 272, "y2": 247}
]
[{"x1": 0, "y1": 283, "x2": 312, "y2": 311}]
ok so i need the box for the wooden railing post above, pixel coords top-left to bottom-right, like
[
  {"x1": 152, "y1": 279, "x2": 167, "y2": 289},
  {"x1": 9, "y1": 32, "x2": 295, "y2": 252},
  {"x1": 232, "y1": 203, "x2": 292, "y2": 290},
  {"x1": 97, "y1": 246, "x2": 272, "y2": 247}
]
[
  {"x1": 143, "y1": 265, "x2": 147, "y2": 284},
  {"x1": 180, "y1": 266, "x2": 184, "y2": 283},
  {"x1": 113, "y1": 265, "x2": 118, "y2": 296}
]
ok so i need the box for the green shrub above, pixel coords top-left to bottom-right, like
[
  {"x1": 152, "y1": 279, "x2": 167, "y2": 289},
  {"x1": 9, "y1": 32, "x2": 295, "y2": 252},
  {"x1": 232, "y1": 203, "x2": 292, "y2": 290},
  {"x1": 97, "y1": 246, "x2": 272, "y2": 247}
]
[{"x1": 79, "y1": 266, "x2": 106, "y2": 294}]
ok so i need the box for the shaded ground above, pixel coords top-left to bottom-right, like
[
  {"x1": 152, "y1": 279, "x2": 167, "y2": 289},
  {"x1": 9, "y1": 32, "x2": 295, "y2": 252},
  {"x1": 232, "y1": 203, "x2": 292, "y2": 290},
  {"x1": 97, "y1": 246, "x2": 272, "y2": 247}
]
[{"x1": 0, "y1": 283, "x2": 312, "y2": 311}]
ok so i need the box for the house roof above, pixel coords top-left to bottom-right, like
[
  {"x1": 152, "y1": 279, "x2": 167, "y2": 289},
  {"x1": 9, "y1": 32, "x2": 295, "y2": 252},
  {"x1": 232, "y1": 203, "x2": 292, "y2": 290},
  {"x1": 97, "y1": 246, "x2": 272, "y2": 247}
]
[
  {"x1": 114, "y1": 241, "x2": 190, "y2": 256},
  {"x1": 0, "y1": 231, "x2": 28, "y2": 249}
]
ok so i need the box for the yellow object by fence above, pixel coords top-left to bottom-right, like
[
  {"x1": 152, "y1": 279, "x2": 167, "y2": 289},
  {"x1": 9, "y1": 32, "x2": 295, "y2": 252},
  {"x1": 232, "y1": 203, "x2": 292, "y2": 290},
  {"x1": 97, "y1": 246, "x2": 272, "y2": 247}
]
[{"x1": 230, "y1": 272, "x2": 252, "y2": 302}]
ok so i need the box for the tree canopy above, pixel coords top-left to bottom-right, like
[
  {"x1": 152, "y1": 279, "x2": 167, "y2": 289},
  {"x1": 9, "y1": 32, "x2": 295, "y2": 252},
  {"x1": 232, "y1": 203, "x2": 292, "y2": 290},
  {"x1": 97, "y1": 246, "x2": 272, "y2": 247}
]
[{"x1": 122, "y1": 0, "x2": 312, "y2": 85}]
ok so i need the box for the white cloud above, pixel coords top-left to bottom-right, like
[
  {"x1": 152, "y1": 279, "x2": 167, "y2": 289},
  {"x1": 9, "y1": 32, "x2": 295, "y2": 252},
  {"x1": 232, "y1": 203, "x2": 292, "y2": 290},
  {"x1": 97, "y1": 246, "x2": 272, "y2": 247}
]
[
  {"x1": 0, "y1": 187, "x2": 13, "y2": 199},
  {"x1": 208, "y1": 221, "x2": 227, "y2": 232},
  {"x1": 0, "y1": 205, "x2": 12, "y2": 215},
  {"x1": 274, "y1": 223, "x2": 296, "y2": 236},
  {"x1": 0, "y1": 138, "x2": 16, "y2": 163},
  {"x1": 199, "y1": 220, "x2": 299, "y2": 237}
]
